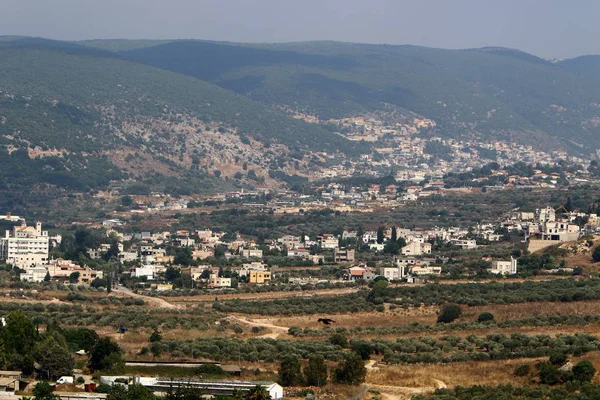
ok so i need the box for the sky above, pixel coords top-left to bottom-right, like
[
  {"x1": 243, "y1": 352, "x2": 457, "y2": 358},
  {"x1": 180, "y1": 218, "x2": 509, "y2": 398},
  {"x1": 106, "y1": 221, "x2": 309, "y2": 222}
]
[{"x1": 1, "y1": 0, "x2": 599, "y2": 59}]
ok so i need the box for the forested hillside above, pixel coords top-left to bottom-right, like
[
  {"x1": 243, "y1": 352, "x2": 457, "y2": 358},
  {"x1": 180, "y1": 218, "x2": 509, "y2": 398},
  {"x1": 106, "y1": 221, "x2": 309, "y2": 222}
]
[
  {"x1": 112, "y1": 39, "x2": 600, "y2": 153},
  {"x1": 0, "y1": 38, "x2": 362, "y2": 193}
]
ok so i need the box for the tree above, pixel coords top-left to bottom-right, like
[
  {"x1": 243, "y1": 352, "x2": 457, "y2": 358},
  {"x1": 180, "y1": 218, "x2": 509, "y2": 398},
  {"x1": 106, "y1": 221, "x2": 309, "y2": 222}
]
[
  {"x1": 246, "y1": 385, "x2": 272, "y2": 400},
  {"x1": 328, "y1": 333, "x2": 348, "y2": 348},
  {"x1": 376, "y1": 226, "x2": 385, "y2": 244},
  {"x1": 304, "y1": 355, "x2": 328, "y2": 387},
  {"x1": 149, "y1": 330, "x2": 162, "y2": 343},
  {"x1": 32, "y1": 381, "x2": 60, "y2": 400},
  {"x1": 334, "y1": 353, "x2": 366, "y2": 385},
  {"x1": 592, "y1": 245, "x2": 600, "y2": 263},
  {"x1": 383, "y1": 240, "x2": 400, "y2": 255},
  {"x1": 107, "y1": 383, "x2": 157, "y2": 400},
  {"x1": 477, "y1": 312, "x2": 494, "y2": 323},
  {"x1": 165, "y1": 266, "x2": 181, "y2": 282},
  {"x1": 391, "y1": 227, "x2": 397, "y2": 243},
  {"x1": 69, "y1": 271, "x2": 80, "y2": 283},
  {"x1": 437, "y1": 304, "x2": 462, "y2": 323},
  {"x1": 89, "y1": 337, "x2": 124, "y2": 372},
  {"x1": 62, "y1": 328, "x2": 99, "y2": 352},
  {"x1": 2, "y1": 311, "x2": 37, "y2": 353},
  {"x1": 173, "y1": 247, "x2": 193, "y2": 266},
  {"x1": 33, "y1": 332, "x2": 74, "y2": 380},
  {"x1": 278, "y1": 355, "x2": 303, "y2": 387},
  {"x1": 538, "y1": 362, "x2": 560, "y2": 385},
  {"x1": 549, "y1": 352, "x2": 568, "y2": 366},
  {"x1": 572, "y1": 360, "x2": 596, "y2": 383},
  {"x1": 564, "y1": 196, "x2": 574, "y2": 212}
]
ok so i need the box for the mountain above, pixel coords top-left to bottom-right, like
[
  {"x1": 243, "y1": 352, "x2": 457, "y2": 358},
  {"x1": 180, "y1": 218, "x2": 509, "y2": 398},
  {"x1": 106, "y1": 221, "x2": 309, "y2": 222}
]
[
  {"x1": 0, "y1": 38, "x2": 362, "y2": 195},
  {"x1": 103, "y1": 39, "x2": 600, "y2": 154},
  {"x1": 556, "y1": 55, "x2": 600, "y2": 77}
]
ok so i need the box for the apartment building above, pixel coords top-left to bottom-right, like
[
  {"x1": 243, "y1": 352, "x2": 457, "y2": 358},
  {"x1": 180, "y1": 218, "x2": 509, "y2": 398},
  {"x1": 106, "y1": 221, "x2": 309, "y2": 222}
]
[{"x1": 0, "y1": 221, "x2": 49, "y2": 268}]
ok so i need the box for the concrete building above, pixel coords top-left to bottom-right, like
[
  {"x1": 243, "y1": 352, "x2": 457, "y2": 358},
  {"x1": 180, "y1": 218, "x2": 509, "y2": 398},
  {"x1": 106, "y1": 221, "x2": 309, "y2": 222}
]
[
  {"x1": 401, "y1": 241, "x2": 432, "y2": 256},
  {"x1": 209, "y1": 268, "x2": 232, "y2": 288},
  {"x1": 490, "y1": 258, "x2": 518, "y2": 275},
  {"x1": 240, "y1": 248, "x2": 263, "y2": 258},
  {"x1": 334, "y1": 248, "x2": 356, "y2": 263},
  {"x1": 318, "y1": 234, "x2": 339, "y2": 249},
  {"x1": 20, "y1": 266, "x2": 48, "y2": 283},
  {"x1": 248, "y1": 270, "x2": 271, "y2": 284},
  {"x1": 381, "y1": 265, "x2": 406, "y2": 281},
  {"x1": 0, "y1": 221, "x2": 49, "y2": 268},
  {"x1": 410, "y1": 265, "x2": 442, "y2": 275}
]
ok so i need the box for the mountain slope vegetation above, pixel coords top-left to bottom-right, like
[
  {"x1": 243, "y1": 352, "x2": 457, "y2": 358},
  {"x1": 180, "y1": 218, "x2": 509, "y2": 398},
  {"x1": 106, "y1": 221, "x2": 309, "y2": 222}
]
[
  {"x1": 0, "y1": 38, "x2": 362, "y2": 193},
  {"x1": 113, "y1": 40, "x2": 600, "y2": 153}
]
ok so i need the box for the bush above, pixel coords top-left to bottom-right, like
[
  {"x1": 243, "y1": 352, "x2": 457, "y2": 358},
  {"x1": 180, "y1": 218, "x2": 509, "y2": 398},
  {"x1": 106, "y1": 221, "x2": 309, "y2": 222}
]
[
  {"x1": 572, "y1": 360, "x2": 596, "y2": 383},
  {"x1": 549, "y1": 352, "x2": 568, "y2": 366},
  {"x1": 477, "y1": 312, "x2": 494, "y2": 323},
  {"x1": 328, "y1": 333, "x2": 349, "y2": 348},
  {"x1": 514, "y1": 364, "x2": 530, "y2": 377},
  {"x1": 593, "y1": 246, "x2": 600, "y2": 262},
  {"x1": 437, "y1": 304, "x2": 462, "y2": 323},
  {"x1": 538, "y1": 362, "x2": 561, "y2": 385}
]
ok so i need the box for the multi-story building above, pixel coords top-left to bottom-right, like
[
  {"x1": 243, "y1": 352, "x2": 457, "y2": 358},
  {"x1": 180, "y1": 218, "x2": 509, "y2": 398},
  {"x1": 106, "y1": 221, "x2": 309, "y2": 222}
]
[
  {"x1": 248, "y1": 270, "x2": 271, "y2": 284},
  {"x1": 0, "y1": 221, "x2": 49, "y2": 268},
  {"x1": 334, "y1": 248, "x2": 356, "y2": 263}
]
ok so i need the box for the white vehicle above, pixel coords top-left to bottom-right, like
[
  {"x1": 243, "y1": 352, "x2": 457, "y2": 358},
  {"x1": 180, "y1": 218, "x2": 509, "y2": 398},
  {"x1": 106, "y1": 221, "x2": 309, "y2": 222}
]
[{"x1": 56, "y1": 376, "x2": 74, "y2": 385}]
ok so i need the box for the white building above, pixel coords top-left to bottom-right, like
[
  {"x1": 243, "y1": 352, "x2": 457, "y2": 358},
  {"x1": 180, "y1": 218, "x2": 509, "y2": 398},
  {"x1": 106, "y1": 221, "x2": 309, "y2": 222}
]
[
  {"x1": 401, "y1": 241, "x2": 432, "y2": 256},
  {"x1": 21, "y1": 266, "x2": 48, "y2": 282},
  {"x1": 0, "y1": 221, "x2": 49, "y2": 268},
  {"x1": 490, "y1": 258, "x2": 518, "y2": 275},
  {"x1": 318, "y1": 234, "x2": 339, "y2": 249},
  {"x1": 381, "y1": 265, "x2": 406, "y2": 281}
]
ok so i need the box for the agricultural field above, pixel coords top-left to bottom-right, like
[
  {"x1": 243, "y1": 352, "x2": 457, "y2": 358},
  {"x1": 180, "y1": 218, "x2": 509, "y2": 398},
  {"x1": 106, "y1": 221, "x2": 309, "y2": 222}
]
[{"x1": 5, "y1": 275, "x2": 600, "y2": 399}]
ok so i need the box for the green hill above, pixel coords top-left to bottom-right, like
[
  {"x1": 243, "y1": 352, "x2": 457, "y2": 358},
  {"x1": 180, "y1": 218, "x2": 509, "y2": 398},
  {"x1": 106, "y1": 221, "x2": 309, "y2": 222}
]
[
  {"x1": 0, "y1": 38, "x2": 362, "y2": 194},
  {"x1": 113, "y1": 40, "x2": 600, "y2": 153}
]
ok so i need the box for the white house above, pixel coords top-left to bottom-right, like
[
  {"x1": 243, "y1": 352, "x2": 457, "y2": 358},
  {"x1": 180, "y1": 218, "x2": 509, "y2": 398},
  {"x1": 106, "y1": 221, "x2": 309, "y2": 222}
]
[{"x1": 490, "y1": 258, "x2": 518, "y2": 275}]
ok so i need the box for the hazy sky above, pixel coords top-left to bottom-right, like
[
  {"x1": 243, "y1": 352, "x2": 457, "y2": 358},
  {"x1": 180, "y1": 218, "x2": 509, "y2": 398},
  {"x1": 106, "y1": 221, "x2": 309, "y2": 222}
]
[{"x1": 1, "y1": 0, "x2": 599, "y2": 58}]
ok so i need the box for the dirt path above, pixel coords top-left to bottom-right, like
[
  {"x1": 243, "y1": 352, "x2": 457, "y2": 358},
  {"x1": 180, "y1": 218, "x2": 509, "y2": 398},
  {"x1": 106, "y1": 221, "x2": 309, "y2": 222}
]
[
  {"x1": 228, "y1": 315, "x2": 290, "y2": 338},
  {"x1": 111, "y1": 286, "x2": 181, "y2": 309}
]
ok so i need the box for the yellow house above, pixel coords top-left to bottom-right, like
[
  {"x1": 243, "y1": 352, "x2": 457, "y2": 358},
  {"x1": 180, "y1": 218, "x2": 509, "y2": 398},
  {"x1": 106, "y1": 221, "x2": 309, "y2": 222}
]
[{"x1": 248, "y1": 270, "x2": 271, "y2": 284}]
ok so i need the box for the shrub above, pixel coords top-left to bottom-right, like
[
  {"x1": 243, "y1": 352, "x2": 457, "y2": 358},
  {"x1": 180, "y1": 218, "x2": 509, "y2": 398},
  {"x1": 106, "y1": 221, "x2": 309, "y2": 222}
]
[
  {"x1": 538, "y1": 362, "x2": 560, "y2": 385},
  {"x1": 593, "y1": 246, "x2": 600, "y2": 262},
  {"x1": 572, "y1": 360, "x2": 596, "y2": 383},
  {"x1": 328, "y1": 333, "x2": 349, "y2": 348},
  {"x1": 437, "y1": 304, "x2": 462, "y2": 323},
  {"x1": 549, "y1": 352, "x2": 568, "y2": 366},
  {"x1": 477, "y1": 312, "x2": 494, "y2": 323},
  {"x1": 514, "y1": 364, "x2": 530, "y2": 377}
]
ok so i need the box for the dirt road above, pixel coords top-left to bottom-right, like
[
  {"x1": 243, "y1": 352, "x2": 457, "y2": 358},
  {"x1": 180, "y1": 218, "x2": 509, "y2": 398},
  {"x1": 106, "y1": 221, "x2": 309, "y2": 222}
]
[
  {"x1": 111, "y1": 285, "x2": 181, "y2": 309},
  {"x1": 228, "y1": 315, "x2": 290, "y2": 338}
]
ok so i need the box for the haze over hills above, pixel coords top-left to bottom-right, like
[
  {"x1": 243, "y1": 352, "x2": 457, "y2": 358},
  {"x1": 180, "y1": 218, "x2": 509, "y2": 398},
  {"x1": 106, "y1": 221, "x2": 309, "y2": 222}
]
[
  {"x1": 1, "y1": 36, "x2": 600, "y2": 196},
  {"x1": 0, "y1": 37, "x2": 361, "y2": 194},
  {"x1": 100, "y1": 39, "x2": 600, "y2": 154}
]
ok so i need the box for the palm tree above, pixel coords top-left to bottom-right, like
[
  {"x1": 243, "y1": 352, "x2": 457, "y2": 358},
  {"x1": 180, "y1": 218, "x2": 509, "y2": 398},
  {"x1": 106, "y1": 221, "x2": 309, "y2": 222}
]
[{"x1": 246, "y1": 385, "x2": 272, "y2": 400}]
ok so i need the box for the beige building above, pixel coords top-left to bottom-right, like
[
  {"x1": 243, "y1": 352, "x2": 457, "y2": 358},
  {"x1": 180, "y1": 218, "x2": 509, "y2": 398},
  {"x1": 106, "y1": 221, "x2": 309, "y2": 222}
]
[
  {"x1": 0, "y1": 221, "x2": 49, "y2": 268},
  {"x1": 248, "y1": 270, "x2": 271, "y2": 284}
]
